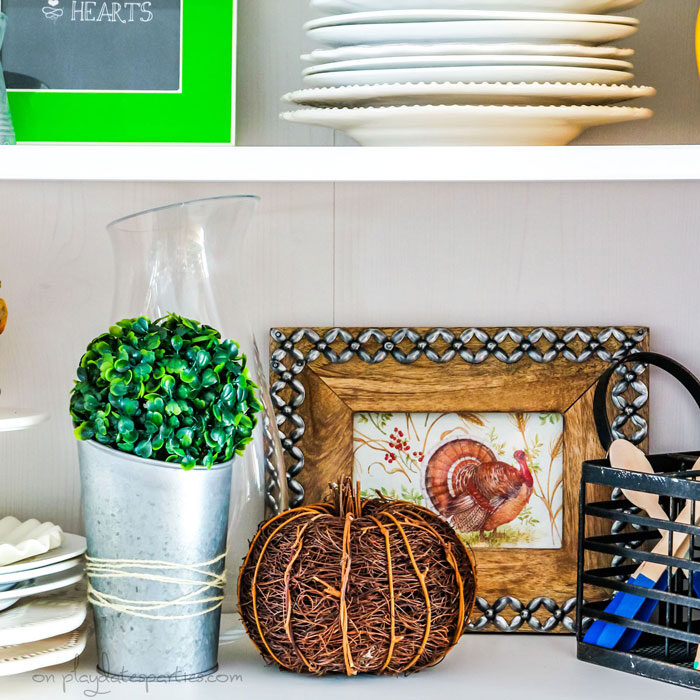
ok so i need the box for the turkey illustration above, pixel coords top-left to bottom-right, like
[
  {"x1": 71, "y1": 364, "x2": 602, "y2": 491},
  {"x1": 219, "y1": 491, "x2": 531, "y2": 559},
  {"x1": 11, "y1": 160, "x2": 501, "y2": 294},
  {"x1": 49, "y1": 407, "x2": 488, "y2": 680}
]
[{"x1": 423, "y1": 438, "x2": 533, "y2": 535}]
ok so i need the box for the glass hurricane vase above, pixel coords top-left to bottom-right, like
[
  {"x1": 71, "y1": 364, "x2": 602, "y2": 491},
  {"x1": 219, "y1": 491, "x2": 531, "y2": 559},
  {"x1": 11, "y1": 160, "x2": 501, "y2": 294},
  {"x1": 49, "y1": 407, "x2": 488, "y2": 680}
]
[{"x1": 106, "y1": 195, "x2": 288, "y2": 639}]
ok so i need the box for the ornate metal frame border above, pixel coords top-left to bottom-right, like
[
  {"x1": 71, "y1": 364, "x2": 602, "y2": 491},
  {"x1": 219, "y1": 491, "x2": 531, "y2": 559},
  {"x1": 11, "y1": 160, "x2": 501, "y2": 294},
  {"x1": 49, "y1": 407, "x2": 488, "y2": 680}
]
[{"x1": 269, "y1": 327, "x2": 650, "y2": 633}]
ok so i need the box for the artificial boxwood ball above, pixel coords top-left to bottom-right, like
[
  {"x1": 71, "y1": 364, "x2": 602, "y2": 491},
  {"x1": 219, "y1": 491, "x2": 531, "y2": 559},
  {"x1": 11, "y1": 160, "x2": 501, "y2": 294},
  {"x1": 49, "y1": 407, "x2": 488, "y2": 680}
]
[
  {"x1": 238, "y1": 481, "x2": 477, "y2": 676},
  {"x1": 70, "y1": 313, "x2": 261, "y2": 470}
]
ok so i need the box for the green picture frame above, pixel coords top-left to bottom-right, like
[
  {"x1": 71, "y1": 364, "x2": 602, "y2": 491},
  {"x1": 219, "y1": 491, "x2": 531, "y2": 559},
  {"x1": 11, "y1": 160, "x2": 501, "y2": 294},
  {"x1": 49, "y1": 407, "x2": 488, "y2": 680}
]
[{"x1": 7, "y1": 0, "x2": 234, "y2": 143}]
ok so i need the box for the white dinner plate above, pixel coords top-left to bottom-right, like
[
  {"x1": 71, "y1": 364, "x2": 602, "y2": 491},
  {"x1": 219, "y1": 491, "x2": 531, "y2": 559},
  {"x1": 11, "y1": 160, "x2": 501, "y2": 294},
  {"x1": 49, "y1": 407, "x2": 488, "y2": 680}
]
[
  {"x1": 310, "y1": 0, "x2": 644, "y2": 14},
  {"x1": 307, "y1": 20, "x2": 638, "y2": 46},
  {"x1": 0, "y1": 626, "x2": 87, "y2": 677},
  {"x1": 303, "y1": 65, "x2": 633, "y2": 87},
  {"x1": 303, "y1": 55, "x2": 634, "y2": 75},
  {"x1": 0, "y1": 517, "x2": 63, "y2": 568},
  {"x1": 0, "y1": 597, "x2": 87, "y2": 646},
  {"x1": 0, "y1": 408, "x2": 49, "y2": 433},
  {"x1": 281, "y1": 104, "x2": 652, "y2": 146},
  {"x1": 0, "y1": 533, "x2": 86, "y2": 575},
  {"x1": 304, "y1": 10, "x2": 640, "y2": 29},
  {"x1": 0, "y1": 568, "x2": 84, "y2": 602},
  {"x1": 284, "y1": 82, "x2": 656, "y2": 108},
  {"x1": 302, "y1": 42, "x2": 635, "y2": 63},
  {"x1": 0, "y1": 556, "x2": 84, "y2": 586}
]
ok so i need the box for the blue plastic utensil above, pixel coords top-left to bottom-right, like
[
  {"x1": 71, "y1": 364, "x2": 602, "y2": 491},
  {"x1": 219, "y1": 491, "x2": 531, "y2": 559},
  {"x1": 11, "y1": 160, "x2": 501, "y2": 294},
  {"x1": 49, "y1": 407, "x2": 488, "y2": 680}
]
[
  {"x1": 584, "y1": 582, "x2": 631, "y2": 646},
  {"x1": 614, "y1": 571, "x2": 700, "y2": 652},
  {"x1": 583, "y1": 571, "x2": 681, "y2": 648},
  {"x1": 601, "y1": 571, "x2": 668, "y2": 651},
  {"x1": 588, "y1": 498, "x2": 700, "y2": 650}
]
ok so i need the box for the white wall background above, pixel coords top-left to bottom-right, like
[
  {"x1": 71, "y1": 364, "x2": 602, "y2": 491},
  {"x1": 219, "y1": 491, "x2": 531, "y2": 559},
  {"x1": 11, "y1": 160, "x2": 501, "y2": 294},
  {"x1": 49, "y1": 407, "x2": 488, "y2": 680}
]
[
  {"x1": 2, "y1": 0, "x2": 700, "y2": 615},
  {"x1": 1, "y1": 179, "x2": 700, "y2": 538}
]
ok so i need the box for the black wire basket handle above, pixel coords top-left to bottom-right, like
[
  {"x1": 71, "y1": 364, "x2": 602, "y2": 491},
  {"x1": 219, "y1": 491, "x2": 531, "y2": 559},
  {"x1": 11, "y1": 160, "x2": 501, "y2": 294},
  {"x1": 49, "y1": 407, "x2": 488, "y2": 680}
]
[{"x1": 593, "y1": 351, "x2": 700, "y2": 453}]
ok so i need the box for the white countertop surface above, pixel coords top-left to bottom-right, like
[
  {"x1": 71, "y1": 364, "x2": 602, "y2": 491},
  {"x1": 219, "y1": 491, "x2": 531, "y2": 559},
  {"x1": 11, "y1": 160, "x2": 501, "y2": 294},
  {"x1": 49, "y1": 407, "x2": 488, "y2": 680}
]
[{"x1": 2, "y1": 620, "x2": 698, "y2": 700}]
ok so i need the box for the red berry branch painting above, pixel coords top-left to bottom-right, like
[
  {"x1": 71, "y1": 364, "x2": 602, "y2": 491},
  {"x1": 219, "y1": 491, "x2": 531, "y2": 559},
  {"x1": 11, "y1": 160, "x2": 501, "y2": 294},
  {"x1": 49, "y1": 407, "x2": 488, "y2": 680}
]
[{"x1": 353, "y1": 411, "x2": 564, "y2": 549}]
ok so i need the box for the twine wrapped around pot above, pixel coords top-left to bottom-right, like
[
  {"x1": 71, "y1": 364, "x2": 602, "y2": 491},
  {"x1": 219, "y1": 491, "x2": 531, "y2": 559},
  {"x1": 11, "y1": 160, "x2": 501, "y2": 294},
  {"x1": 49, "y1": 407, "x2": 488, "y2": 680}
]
[{"x1": 238, "y1": 480, "x2": 477, "y2": 676}]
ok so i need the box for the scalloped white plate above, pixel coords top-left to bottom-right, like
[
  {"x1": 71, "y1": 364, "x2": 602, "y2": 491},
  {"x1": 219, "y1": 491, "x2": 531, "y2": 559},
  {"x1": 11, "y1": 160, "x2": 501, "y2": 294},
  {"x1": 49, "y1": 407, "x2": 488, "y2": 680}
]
[
  {"x1": 0, "y1": 556, "x2": 84, "y2": 586},
  {"x1": 0, "y1": 408, "x2": 49, "y2": 433},
  {"x1": 302, "y1": 43, "x2": 636, "y2": 63},
  {"x1": 310, "y1": 0, "x2": 644, "y2": 14},
  {"x1": 0, "y1": 626, "x2": 87, "y2": 677},
  {"x1": 0, "y1": 518, "x2": 63, "y2": 567},
  {"x1": 283, "y1": 82, "x2": 656, "y2": 108},
  {"x1": 0, "y1": 568, "x2": 84, "y2": 602},
  {"x1": 281, "y1": 104, "x2": 653, "y2": 145},
  {"x1": 303, "y1": 64, "x2": 634, "y2": 87},
  {"x1": 304, "y1": 54, "x2": 634, "y2": 75},
  {"x1": 304, "y1": 9, "x2": 640, "y2": 29},
  {"x1": 0, "y1": 534, "x2": 86, "y2": 575},
  {"x1": 0, "y1": 597, "x2": 87, "y2": 646},
  {"x1": 307, "y1": 19, "x2": 638, "y2": 47}
]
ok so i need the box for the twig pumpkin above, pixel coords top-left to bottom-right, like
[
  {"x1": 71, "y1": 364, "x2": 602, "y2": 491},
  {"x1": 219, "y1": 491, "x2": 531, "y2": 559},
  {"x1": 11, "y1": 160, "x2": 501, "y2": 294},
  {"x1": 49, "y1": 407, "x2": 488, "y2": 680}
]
[{"x1": 238, "y1": 480, "x2": 477, "y2": 676}]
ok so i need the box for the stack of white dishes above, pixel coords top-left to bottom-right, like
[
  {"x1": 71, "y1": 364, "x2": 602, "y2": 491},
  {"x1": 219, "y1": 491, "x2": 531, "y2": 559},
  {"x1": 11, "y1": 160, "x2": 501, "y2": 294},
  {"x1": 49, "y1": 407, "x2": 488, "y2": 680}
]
[
  {"x1": 0, "y1": 520, "x2": 87, "y2": 676},
  {"x1": 282, "y1": 0, "x2": 654, "y2": 145}
]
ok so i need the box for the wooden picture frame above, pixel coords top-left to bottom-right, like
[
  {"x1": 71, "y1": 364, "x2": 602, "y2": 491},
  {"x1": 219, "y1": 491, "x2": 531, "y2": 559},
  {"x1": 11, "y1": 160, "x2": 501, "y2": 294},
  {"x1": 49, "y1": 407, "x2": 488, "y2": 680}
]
[{"x1": 269, "y1": 327, "x2": 650, "y2": 634}]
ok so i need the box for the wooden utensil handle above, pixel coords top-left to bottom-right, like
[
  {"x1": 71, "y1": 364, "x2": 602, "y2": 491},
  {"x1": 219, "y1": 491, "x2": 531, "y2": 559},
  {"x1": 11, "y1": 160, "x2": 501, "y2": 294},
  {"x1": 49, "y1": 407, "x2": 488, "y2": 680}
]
[
  {"x1": 638, "y1": 501, "x2": 700, "y2": 582},
  {"x1": 620, "y1": 453, "x2": 700, "y2": 528}
]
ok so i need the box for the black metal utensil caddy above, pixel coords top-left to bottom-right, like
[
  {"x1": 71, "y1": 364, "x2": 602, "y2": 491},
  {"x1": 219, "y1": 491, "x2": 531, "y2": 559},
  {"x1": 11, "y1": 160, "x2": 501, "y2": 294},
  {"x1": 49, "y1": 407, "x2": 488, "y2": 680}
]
[{"x1": 577, "y1": 352, "x2": 700, "y2": 691}]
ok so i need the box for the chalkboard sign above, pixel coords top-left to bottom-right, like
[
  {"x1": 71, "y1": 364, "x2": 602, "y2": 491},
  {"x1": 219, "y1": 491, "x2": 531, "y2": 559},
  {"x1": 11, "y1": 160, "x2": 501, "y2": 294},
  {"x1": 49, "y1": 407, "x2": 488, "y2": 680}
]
[
  {"x1": 2, "y1": 0, "x2": 181, "y2": 91},
  {"x1": 3, "y1": 0, "x2": 234, "y2": 143}
]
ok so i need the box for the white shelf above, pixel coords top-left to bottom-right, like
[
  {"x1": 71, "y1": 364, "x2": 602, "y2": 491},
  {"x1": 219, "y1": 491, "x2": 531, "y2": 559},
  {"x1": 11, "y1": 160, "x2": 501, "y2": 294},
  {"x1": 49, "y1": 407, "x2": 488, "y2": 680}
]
[
  {"x1": 1, "y1": 144, "x2": 700, "y2": 182},
  {"x1": 2, "y1": 624, "x2": 696, "y2": 699}
]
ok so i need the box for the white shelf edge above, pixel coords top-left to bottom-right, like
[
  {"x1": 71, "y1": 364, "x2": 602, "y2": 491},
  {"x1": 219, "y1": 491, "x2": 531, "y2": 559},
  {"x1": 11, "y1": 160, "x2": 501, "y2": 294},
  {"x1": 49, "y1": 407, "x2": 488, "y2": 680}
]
[{"x1": 1, "y1": 144, "x2": 699, "y2": 182}]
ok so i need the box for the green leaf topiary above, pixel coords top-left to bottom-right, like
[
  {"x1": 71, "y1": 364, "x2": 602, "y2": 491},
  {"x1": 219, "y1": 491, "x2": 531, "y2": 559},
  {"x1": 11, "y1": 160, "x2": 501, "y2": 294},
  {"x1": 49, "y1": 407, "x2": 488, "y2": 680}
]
[{"x1": 70, "y1": 313, "x2": 262, "y2": 470}]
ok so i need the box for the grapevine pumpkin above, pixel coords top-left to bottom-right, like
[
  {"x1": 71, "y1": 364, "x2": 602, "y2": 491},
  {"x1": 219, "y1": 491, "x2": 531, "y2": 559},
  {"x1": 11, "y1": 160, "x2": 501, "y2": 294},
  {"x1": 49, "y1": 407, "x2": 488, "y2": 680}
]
[{"x1": 238, "y1": 480, "x2": 477, "y2": 676}]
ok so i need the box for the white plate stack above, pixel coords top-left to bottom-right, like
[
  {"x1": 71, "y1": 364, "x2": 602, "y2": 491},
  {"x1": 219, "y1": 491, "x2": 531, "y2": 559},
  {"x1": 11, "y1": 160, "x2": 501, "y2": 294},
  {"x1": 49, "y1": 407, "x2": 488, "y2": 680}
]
[
  {"x1": 0, "y1": 522, "x2": 87, "y2": 677},
  {"x1": 281, "y1": 0, "x2": 655, "y2": 145}
]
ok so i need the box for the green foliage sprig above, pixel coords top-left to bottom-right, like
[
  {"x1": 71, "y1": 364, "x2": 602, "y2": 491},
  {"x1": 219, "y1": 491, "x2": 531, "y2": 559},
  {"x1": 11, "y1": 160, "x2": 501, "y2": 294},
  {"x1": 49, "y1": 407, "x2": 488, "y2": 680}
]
[{"x1": 70, "y1": 313, "x2": 262, "y2": 470}]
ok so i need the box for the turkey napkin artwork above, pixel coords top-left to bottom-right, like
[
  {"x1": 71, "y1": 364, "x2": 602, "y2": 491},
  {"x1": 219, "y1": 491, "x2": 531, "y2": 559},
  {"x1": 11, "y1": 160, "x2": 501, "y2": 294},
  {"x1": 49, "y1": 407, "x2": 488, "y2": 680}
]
[{"x1": 353, "y1": 411, "x2": 563, "y2": 549}]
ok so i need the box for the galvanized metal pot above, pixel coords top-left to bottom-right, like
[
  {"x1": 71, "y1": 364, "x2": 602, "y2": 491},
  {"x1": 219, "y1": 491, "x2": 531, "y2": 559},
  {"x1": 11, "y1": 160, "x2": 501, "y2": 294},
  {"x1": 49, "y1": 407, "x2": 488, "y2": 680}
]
[{"x1": 78, "y1": 439, "x2": 232, "y2": 681}]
